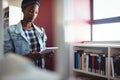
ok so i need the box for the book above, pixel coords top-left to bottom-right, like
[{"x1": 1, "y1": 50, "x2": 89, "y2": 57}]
[
  {"x1": 74, "y1": 50, "x2": 84, "y2": 69},
  {"x1": 86, "y1": 53, "x2": 89, "y2": 72},
  {"x1": 77, "y1": 52, "x2": 81, "y2": 69},
  {"x1": 75, "y1": 51, "x2": 78, "y2": 68},
  {"x1": 84, "y1": 52, "x2": 87, "y2": 71},
  {"x1": 81, "y1": 52, "x2": 84, "y2": 70},
  {"x1": 88, "y1": 53, "x2": 92, "y2": 72},
  {"x1": 40, "y1": 47, "x2": 58, "y2": 55},
  {"x1": 79, "y1": 50, "x2": 84, "y2": 70},
  {"x1": 101, "y1": 54, "x2": 106, "y2": 75},
  {"x1": 94, "y1": 54, "x2": 99, "y2": 73},
  {"x1": 105, "y1": 57, "x2": 108, "y2": 76},
  {"x1": 74, "y1": 50, "x2": 81, "y2": 69}
]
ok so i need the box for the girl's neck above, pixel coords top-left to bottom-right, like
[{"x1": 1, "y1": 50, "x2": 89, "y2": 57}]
[{"x1": 21, "y1": 20, "x2": 33, "y2": 30}]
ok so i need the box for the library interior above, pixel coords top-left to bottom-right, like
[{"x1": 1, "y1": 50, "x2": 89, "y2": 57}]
[{"x1": 0, "y1": 0, "x2": 120, "y2": 80}]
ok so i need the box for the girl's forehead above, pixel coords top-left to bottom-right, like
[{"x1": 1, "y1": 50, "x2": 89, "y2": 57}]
[
  {"x1": 21, "y1": 0, "x2": 40, "y2": 10},
  {"x1": 23, "y1": 4, "x2": 39, "y2": 11}
]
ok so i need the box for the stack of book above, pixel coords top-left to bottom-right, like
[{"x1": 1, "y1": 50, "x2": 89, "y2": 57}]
[{"x1": 74, "y1": 50, "x2": 107, "y2": 75}]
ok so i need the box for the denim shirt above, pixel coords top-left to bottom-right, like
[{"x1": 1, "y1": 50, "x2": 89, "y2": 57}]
[{"x1": 4, "y1": 22, "x2": 47, "y2": 55}]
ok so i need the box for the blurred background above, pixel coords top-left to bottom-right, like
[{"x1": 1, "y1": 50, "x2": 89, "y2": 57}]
[{"x1": 0, "y1": 0, "x2": 90, "y2": 80}]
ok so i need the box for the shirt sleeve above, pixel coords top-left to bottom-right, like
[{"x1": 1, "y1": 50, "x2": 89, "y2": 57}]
[{"x1": 4, "y1": 28, "x2": 14, "y2": 54}]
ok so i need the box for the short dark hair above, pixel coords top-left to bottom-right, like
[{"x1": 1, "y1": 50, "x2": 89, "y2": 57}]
[{"x1": 21, "y1": 0, "x2": 40, "y2": 10}]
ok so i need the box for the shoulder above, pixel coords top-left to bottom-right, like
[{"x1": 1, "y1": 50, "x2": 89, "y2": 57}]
[
  {"x1": 4, "y1": 25, "x2": 16, "y2": 33},
  {"x1": 6, "y1": 24, "x2": 18, "y2": 32},
  {"x1": 6, "y1": 22, "x2": 22, "y2": 33}
]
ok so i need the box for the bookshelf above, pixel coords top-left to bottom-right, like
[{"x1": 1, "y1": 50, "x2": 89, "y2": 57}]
[{"x1": 70, "y1": 43, "x2": 120, "y2": 80}]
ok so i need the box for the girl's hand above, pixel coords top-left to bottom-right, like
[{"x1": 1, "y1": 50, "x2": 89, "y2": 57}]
[{"x1": 30, "y1": 50, "x2": 40, "y2": 54}]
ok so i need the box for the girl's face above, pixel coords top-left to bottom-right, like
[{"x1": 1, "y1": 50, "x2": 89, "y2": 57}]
[{"x1": 22, "y1": 4, "x2": 39, "y2": 23}]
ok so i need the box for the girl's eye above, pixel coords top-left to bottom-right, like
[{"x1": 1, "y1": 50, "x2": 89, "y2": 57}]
[
  {"x1": 28, "y1": 9, "x2": 38, "y2": 15},
  {"x1": 29, "y1": 10, "x2": 33, "y2": 13}
]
